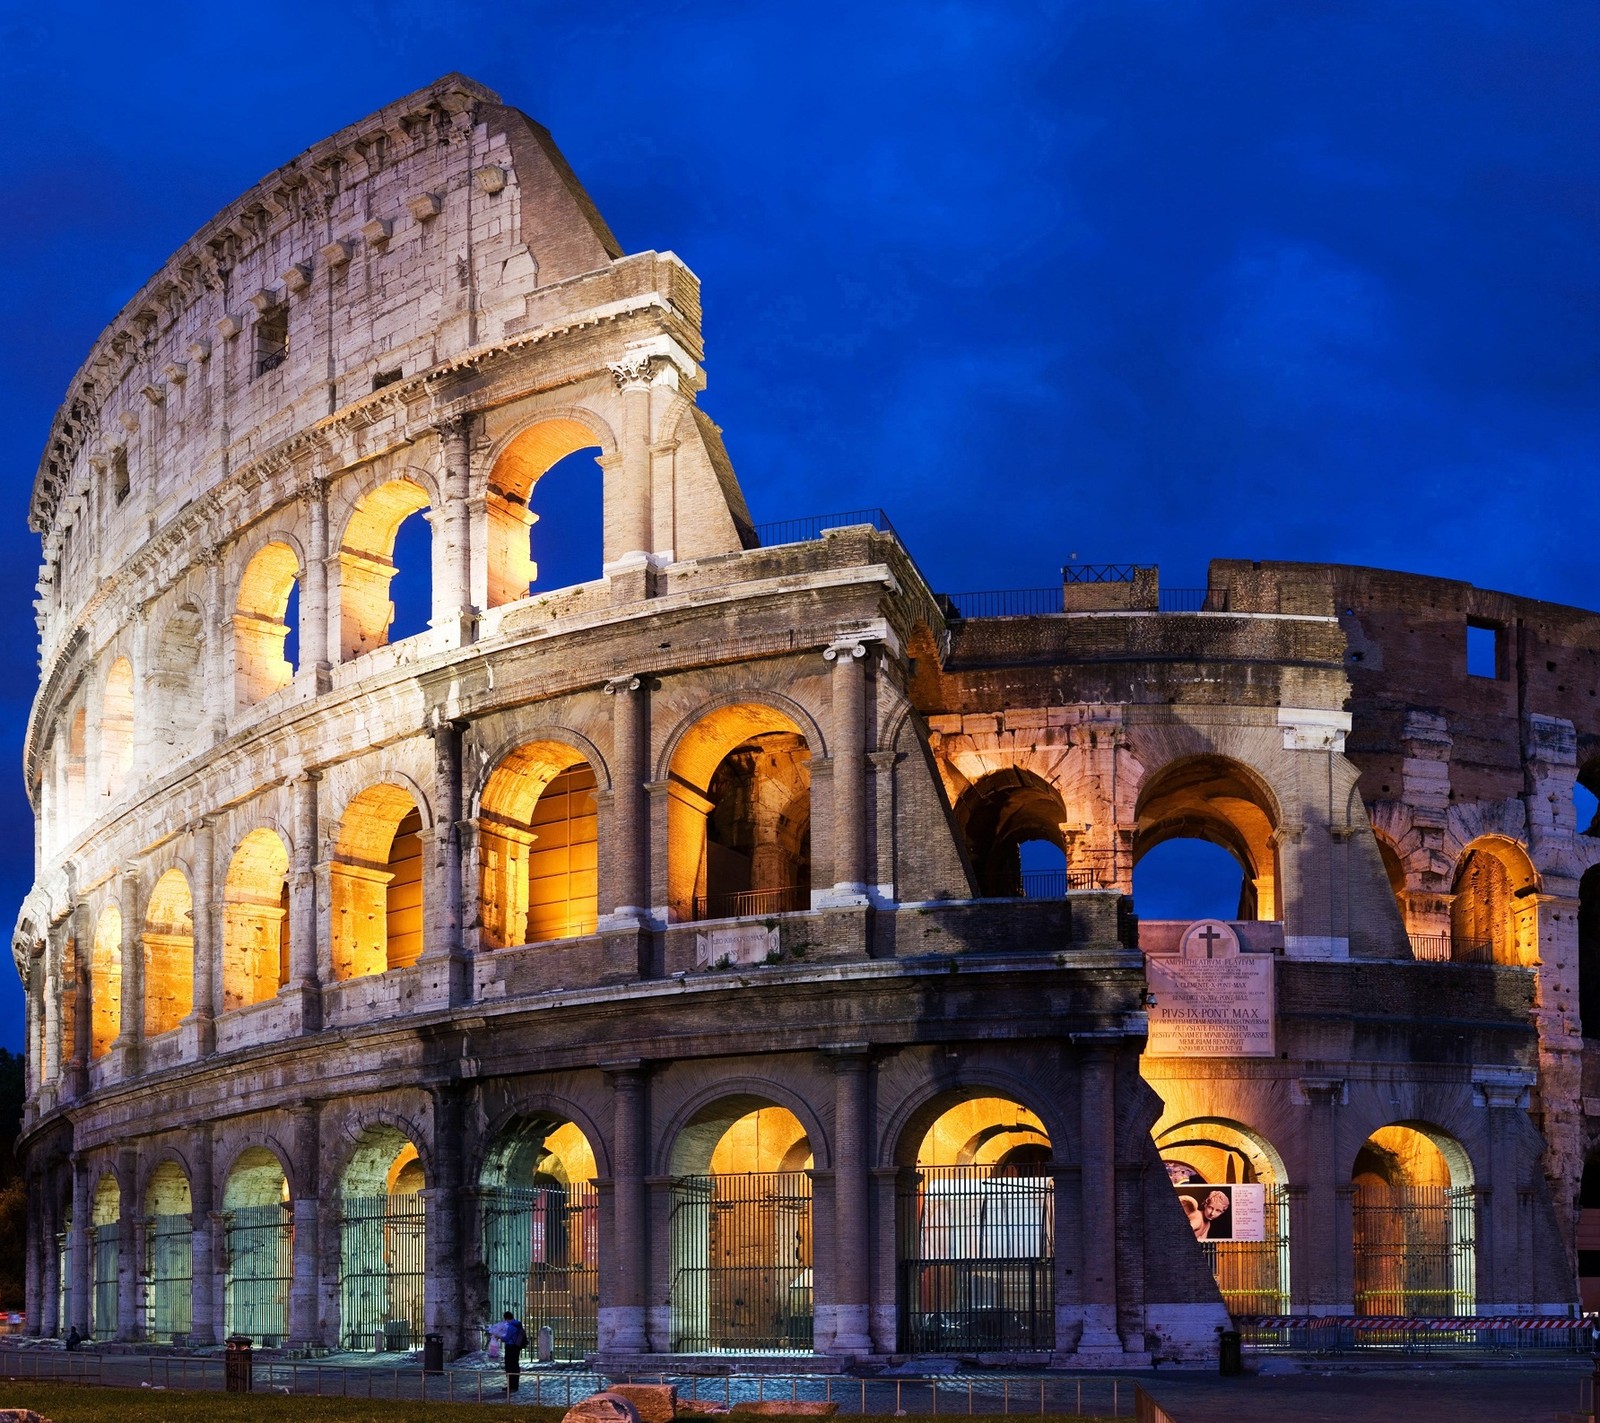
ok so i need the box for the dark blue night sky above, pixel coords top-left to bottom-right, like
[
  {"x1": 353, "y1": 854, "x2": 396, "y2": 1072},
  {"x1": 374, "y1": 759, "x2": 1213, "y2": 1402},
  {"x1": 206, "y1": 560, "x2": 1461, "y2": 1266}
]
[{"x1": 0, "y1": 2, "x2": 1593, "y2": 1048}]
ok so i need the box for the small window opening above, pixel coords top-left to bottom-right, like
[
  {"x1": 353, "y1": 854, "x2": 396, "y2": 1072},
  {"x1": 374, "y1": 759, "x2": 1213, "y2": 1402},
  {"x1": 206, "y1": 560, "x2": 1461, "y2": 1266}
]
[
  {"x1": 1466, "y1": 621, "x2": 1500, "y2": 679},
  {"x1": 372, "y1": 368, "x2": 403, "y2": 391},
  {"x1": 1577, "y1": 774, "x2": 1600, "y2": 837},
  {"x1": 254, "y1": 306, "x2": 288, "y2": 378},
  {"x1": 111, "y1": 449, "x2": 130, "y2": 505}
]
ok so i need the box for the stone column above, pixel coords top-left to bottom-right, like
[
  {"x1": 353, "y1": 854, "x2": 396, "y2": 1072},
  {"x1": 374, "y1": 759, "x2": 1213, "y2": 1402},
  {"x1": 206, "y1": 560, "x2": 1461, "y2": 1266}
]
[
  {"x1": 116, "y1": 864, "x2": 143, "y2": 1076},
  {"x1": 43, "y1": 921, "x2": 63, "y2": 1091},
  {"x1": 601, "y1": 1062, "x2": 649, "y2": 1353},
  {"x1": 68, "y1": 1157, "x2": 90, "y2": 1335},
  {"x1": 825, "y1": 1046, "x2": 873, "y2": 1353},
  {"x1": 40, "y1": 1179, "x2": 60, "y2": 1337},
  {"x1": 432, "y1": 417, "x2": 477, "y2": 647},
  {"x1": 606, "y1": 357, "x2": 654, "y2": 574},
  {"x1": 116, "y1": 1148, "x2": 139, "y2": 1340},
  {"x1": 1300, "y1": 1077, "x2": 1344, "y2": 1311},
  {"x1": 203, "y1": 552, "x2": 229, "y2": 741},
  {"x1": 190, "y1": 1126, "x2": 216, "y2": 1346},
  {"x1": 301, "y1": 479, "x2": 332, "y2": 688},
  {"x1": 425, "y1": 1086, "x2": 466, "y2": 1355},
  {"x1": 1077, "y1": 1047, "x2": 1122, "y2": 1356},
  {"x1": 420, "y1": 719, "x2": 470, "y2": 1007},
  {"x1": 288, "y1": 1105, "x2": 321, "y2": 1347},
  {"x1": 604, "y1": 676, "x2": 648, "y2": 923},
  {"x1": 24, "y1": 1176, "x2": 43, "y2": 1334},
  {"x1": 823, "y1": 640, "x2": 869, "y2": 903},
  {"x1": 1480, "y1": 1077, "x2": 1527, "y2": 1309},
  {"x1": 69, "y1": 900, "x2": 91, "y2": 1099},
  {"x1": 286, "y1": 772, "x2": 322, "y2": 1032},
  {"x1": 185, "y1": 819, "x2": 216, "y2": 1056}
]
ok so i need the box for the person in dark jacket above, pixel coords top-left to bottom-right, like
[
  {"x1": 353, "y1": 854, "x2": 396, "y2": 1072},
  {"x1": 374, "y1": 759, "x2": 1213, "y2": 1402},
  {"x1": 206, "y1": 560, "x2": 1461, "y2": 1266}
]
[{"x1": 490, "y1": 1310, "x2": 527, "y2": 1393}]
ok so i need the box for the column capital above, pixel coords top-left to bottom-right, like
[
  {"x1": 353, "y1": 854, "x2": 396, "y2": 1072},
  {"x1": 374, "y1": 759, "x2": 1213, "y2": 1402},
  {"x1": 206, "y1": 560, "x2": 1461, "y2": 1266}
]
[
  {"x1": 432, "y1": 411, "x2": 474, "y2": 443},
  {"x1": 823, "y1": 638, "x2": 869, "y2": 663},
  {"x1": 608, "y1": 354, "x2": 656, "y2": 392},
  {"x1": 822, "y1": 1043, "x2": 874, "y2": 1071},
  {"x1": 604, "y1": 674, "x2": 644, "y2": 695}
]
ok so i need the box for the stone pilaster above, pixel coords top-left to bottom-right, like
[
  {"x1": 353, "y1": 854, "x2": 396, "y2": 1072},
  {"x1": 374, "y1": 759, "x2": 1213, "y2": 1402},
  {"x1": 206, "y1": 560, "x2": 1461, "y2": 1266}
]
[
  {"x1": 288, "y1": 1104, "x2": 321, "y2": 1347},
  {"x1": 284, "y1": 772, "x2": 322, "y2": 1032},
  {"x1": 825, "y1": 1046, "x2": 873, "y2": 1353},
  {"x1": 599, "y1": 1061, "x2": 649, "y2": 1353},
  {"x1": 424, "y1": 1085, "x2": 466, "y2": 1355},
  {"x1": 432, "y1": 416, "x2": 478, "y2": 646},
  {"x1": 820, "y1": 640, "x2": 870, "y2": 905},
  {"x1": 189, "y1": 1125, "x2": 215, "y2": 1345},
  {"x1": 301, "y1": 477, "x2": 332, "y2": 689},
  {"x1": 184, "y1": 819, "x2": 216, "y2": 1058},
  {"x1": 116, "y1": 1147, "x2": 139, "y2": 1340},
  {"x1": 1075, "y1": 1047, "x2": 1122, "y2": 1357},
  {"x1": 606, "y1": 357, "x2": 654, "y2": 578},
  {"x1": 420, "y1": 718, "x2": 470, "y2": 1007},
  {"x1": 114, "y1": 864, "x2": 143, "y2": 1077},
  {"x1": 68, "y1": 1157, "x2": 89, "y2": 1334},
  {"x1": 603, "y1": 675, "x2": 648, "y2": 924}
]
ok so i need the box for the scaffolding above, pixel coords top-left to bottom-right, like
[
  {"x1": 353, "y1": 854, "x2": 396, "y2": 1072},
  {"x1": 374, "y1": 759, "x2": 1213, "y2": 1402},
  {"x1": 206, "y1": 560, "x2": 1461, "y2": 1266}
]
[
  {"x1": 340, "y1": 1193, "x2": 425, "y2": 1350},
  {"x1": 670, "y1": 1171, "x2": 813, "y2": 1353},
  {"x1": 897, "y1": 1166, "x2": 1054, "y2": 1352},
  {"x1": 481, "y1": 1183, "x2": 598, "y2": 1359}
]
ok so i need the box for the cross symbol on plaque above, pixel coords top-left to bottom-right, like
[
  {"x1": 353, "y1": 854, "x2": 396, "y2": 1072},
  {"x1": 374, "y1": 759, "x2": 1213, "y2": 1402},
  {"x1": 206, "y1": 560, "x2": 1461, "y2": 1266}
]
[{"x1": 1198, "y1": 924, "x2": 1224, "y2": 958}]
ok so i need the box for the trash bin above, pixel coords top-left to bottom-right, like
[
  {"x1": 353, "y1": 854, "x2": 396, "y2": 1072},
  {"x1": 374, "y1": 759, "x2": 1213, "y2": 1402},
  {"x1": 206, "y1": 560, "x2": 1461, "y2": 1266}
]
[
  {"x1": 1219, "y1": 1327, "x2": 1242, "y2": 1376},
  {"x1": 423, "y1": 1333, "x2": 444, "y2": 1375},
  {"x1": 225, "y1": 1335, "x2": 254, "y2": 1393}
]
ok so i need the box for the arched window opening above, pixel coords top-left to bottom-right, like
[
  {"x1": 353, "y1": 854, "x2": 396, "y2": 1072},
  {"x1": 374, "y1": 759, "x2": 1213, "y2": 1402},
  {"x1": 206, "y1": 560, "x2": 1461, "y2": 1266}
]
[
  {"x1": 1579, "y1": 1153, "x2": 1600, "y2": 1311},
  {"x1": 234, "y1": 542, "x2": 300, "y2": 707},
  {"x1": 151, "y1": 605, "x2": 204, "y2": 759},
  {"x1": 1576, "y1": 759, "x2": 1600, "y2": 836},
  {"x1": 338, "y1": 479, "x2": 433, "y2": 660},
  {"x1": 481, "y1": 1116, "x2": 599, "y2": 1359},
  {"x1": 101, "y1": 657, "x2": 134, "y2": 798},
  {"x1": 954, "y1": 770, "x2": 1072, "y2": 898},
  {"x1": 223, "y1": 1148, "x2": 292, "y2": 1345},
  {"x1": 529, "y1": 447, "x2": 605, "y2": 592},
  {"x1": 67, "y1": 705, "x2": 87, "y2": 827},
  {"x1": 486, "y1": 421, "x2": 603, "y2": 609},
  {"x1": 331, "y1": 785, "x2": 426, "y2": 981},
  {"x1": 1351, "y1": 1123, "x2": 1475, "y2": 1317},
  {"x1": 89, "y1": 904, "x2": 121, "y2": 1060},
  {"x1": 1133, "y1": 839, "x2": 1247, "y2": 921},
  {"x1": 1155, "y1": 1119, "x2": 1289, "y2": 1315},
  {"x1": 668, "y1": 706, "x2": 812, "y2": 924},
  {"x1": 222, "y1": 829, "x2": 291, "y2": 1011},
  {"x1": 1582, "y1": 866, "x2": 1600, "y2": 1038},
  {"x1": 1450, "y1": 838, "x2": 1538, "y2": 966},
  {"x1": 1134, "y1": 756, "x2": 1280, "y2": 922},
  {"x1": 144, "y1": 1162, "x2": 192, "y2": 1343},
  {"x1": 479, "y1": 744, "x2": 599, "y2": 948},
  {"x1": 142, "y1": 869, "x2": 193, "y2": 1038},
  {"x1": 897, "y1": 1096, "x2": 1054, "y2": 1353},
  {"x1": 90, "y1": 1174, "x2": 119, "y2": 1341},
  {"x1": 669, "y1": 1100, "x2": 814, "y2": 1353},
  {"x1": 340, "y1": 1125, "x2": 425, "y2": 1352}
]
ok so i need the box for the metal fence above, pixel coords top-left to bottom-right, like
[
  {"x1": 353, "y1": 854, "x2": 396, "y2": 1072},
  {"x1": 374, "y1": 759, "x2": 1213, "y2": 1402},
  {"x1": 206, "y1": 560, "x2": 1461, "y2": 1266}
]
[
  {"x1": 750, "y1": 510, "x2": 898, "y2": 548},
  {"x1": 145, "y1": 1213, "x2": 192, "y2": 1343},
  {"x1": 1409, "y1": 934, "x2": 1495, "y2": 964},
  {"x1": 1062, "y1": 564, "x2": 1141, "y2": 584},
  {"x1": 1201, "y1": 1184, "x2": 1290, "y2": 1315},
  {"x1": 1157, "y1": 588, "x2": 1227, "y2": 612},
  {"x1": 340, "y1": 1193, "x2": 425, "y2": 1351},
  {"x1": 670, "y1": 1171, "x2": 813, "y2": 1353},
  {"x1": 90, "y1": 1225, "x2": 117, "y2": 1341},
  {"x1": 1353, "y1": 1184, "x2": 1476, "y2": 1317},
  {"x1": 691, "y1": 886, "x2": 807, "y2": 921},
  {"x1": 938, "y1": 589, "x2": 1062, "y2": 619},
  {"x1": 482, "y1": 1182, "x2": 600, "y2": 1360},
  {"x1": 1018, "y1": 869, "x2": 1101, "y2": 898},
  {"x1": 1238, "y1": 1313, "x2": 1590, "y2": 1355},
  {"x1": 897, "y1": 1166, "x2": 1054, "y2": 1352},
  {"x1": 223, "y1": 1204, "x2": 293, "y2": 1345}
]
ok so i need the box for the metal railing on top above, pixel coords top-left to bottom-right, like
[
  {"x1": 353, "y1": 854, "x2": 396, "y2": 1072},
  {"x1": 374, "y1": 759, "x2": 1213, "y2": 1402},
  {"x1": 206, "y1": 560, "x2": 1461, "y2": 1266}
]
[
  {"x1": 937, "y1": 588, "x2": 1060, "y2": 619},
  {"x1": 691, "y1": 886, "x2": 807, "y2": 921},
  {"x1": 1019, "y1": 869, "x2": 1103, "y2": 898},
  {"x1": 750, "y1": 509, "x2": 898, "y2": 548},
  {"x1": 1159, "y1": 587, "x2": 1229, "y2": 612},
  {"x1": 1409, "y1": 934, "x2": 1496, "y2": 964},
  {"x1": 1062, "y1": 563, "x2": 1141, "y2": 583}
]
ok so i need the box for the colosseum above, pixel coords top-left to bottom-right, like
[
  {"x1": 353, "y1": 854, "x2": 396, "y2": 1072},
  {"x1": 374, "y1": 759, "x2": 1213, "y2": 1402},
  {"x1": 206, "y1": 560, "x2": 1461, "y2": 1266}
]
[{"x1": 11, "y1": 73, "x2": 1600, "y2": 1370}]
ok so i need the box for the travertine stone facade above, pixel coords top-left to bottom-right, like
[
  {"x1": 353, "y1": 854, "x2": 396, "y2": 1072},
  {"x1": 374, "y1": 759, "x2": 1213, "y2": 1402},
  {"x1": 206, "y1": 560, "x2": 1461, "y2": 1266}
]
[{"x1": 12, "y1": 76, "x2": 1594, "y2": 1370}]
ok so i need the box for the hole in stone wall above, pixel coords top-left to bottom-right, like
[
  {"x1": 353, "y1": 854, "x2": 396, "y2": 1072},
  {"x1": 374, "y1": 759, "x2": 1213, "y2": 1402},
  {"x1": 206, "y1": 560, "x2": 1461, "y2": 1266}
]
[
  {"x1": 1466, "y1": 621, "x2": 1499, "y2": 679},
  {"x1": 529, "y1": 447, "x2": 604, "y2": 592},
  {"x1": 387, "y1": 510, "x2": 432, "y2": 643}
]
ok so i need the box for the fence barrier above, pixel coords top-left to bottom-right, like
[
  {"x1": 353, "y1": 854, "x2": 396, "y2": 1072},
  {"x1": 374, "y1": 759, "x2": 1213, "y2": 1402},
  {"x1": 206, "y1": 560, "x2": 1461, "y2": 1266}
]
[
  {"x1": 1237, "y1": 1314, "x2": 1592, "y2": 1354},
  {"x1": 751, "y1": 510, "x2": 899, "y2": 548}
]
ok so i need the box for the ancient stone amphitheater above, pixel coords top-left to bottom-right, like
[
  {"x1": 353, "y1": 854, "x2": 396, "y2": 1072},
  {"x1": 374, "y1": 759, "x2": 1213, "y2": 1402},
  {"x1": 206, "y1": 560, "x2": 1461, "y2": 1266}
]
[{"x1": 13, "y1": 75, "x2": 1600, "y2": 1370}]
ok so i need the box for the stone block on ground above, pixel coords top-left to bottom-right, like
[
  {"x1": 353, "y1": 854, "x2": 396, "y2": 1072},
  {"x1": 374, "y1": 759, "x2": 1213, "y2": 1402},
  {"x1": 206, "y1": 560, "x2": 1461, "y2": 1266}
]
[
  {"x1": 729, "y1": 1404, "x2": 839, "y2": 1417},
  {"x1": 610, "y1": 1383, "x2": 677, "y2": 1423},
  {"x1": 563, "y1": 1392, "x2": 642, "y2": 1423}
]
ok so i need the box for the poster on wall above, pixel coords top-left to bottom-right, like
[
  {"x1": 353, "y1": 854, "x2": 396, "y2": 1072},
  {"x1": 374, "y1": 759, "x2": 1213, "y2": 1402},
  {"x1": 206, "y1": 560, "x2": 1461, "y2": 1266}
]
[
  {"x1": 1164, "y1": 1161, "x2": 1266, "y2": 1242},
  {"x1": 1144, "y1": 919, "x2": 1275, "y2": 1057}
]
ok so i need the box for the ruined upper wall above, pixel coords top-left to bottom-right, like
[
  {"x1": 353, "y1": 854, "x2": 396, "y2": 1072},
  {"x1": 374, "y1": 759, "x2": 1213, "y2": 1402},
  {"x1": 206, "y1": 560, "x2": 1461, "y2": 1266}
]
[{"x1": 29, "y1": 74, "x2": 622, "y2": 642}]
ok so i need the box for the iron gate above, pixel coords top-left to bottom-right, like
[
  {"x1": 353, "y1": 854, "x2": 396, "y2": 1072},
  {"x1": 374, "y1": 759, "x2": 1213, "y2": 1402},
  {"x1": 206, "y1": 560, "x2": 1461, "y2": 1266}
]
[
  {"x1": 1353, "y1": 1184, "x2": 1476, "y2": 1316},
  {"x1": 670, "y1": 1171, "x2": 813, "y2": 1352},
  {"x1": 340, "y1": 1193, "x2": 425, "y2": 1350},
  {"x1": 144, "y1": 1213, "x2": 192, "y2": 1341},
  {"x1": 481, "y1": 1183, "x2": 599, "y2": 1358},
  {"x1": 224, "y1": 1203, "x2": 293, "y2": 1343},
  {"x1": 897, "y1": 1166, "x2": 1054, "y2": 1352},
  {"x1": 57, "y1": 1229, "x2": 70, "y2": 1334},
  {"x1": 1201, "y1": 1183, "x2": 1290, "y2": 1315},
  {"x1": 90, "y1": 1224, "x2": 118, "y2": 1340}
]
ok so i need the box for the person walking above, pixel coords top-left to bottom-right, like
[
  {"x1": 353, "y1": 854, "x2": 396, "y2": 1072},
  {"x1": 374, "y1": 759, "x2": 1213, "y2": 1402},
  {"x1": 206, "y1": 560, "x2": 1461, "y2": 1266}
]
[{"x1": 490, "y1": 1310, "x2": 527, "y2": 1394}]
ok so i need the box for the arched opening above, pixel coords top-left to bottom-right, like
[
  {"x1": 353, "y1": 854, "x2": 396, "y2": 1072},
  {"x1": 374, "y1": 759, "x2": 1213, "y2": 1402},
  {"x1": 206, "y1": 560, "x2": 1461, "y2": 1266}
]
[
  {"x1": 480, "y1": 1116, "x2": 599, "y2": 1359},
  {"x1": 101, "y1": 658, "x2": 134, "y2": 798},
  {"x1": 486, "y1": 421, "x2": 604, "y2": 608},
  {"x1": 1450, "y1": 837, "x2": 1538, "y2": 966},
  {"x1": 479, "y1": 743, "x2": 599, "y2": 947},
  {"x1": 330, "y1": 785, "x2": 425, "y2": 980},
  {"x1": 150, "y1": 604, "x2": 204, "y2": 758},
  {"x1": 67, "y1": 705, "x2": 87, "y2": 827},
  {"x1": 143, "y1": 869, "x2": 193, "y2": 1038},
  {"x1": 222, "y1": 1147, "x2": 292, "y2": 1344},
  {"x1": 234, "y1": 541, "x2": 300, "y2": 707},
  {"x1": 1351, "y1": 1123, "x2": 1475, "y2": 1316},
  {"x1": 90, "y1": 904, "x2": 121, "y2": 1060},
  {"x1": 1579, "y1": 1152, "x2": 1600, "y2": 1310},
  {"x1": 222, "y1": 829, "x2": 291, "y2": 1010},
  {"x1": 1154, "y1": 1119, "x2": 1290, "y2": 1314},
  {"x1": 669, "y1": 1099, "x2": 814, "y2": 1353},
  {"x1": 144, "y1": 1161, "x2": 192, "y2": 1343},
  {"x1": 896, "y1": 1095, "x2": 1053, "y2": 1353},
  {"x1": 953, "y1": 770, "x2": 1073, "y2": 898},
  {"x1": 1576, "y1": 759, "x2": 1600, "y2": 836},
  {"x1": 1581, "y1": 866, "x2": 1600, "y2": 1037},
  {"x1": 90, "y1": 1173, "x2": 119, "y2": 1341},
  {"x1": 338, "y1": 479, "x2": 433, "y2": 659},
  {"x1": 668, "y1": 705, "x2": 812, "y2": 923},
  {"x1": 340, "y1": 1125, "x2": 425, "y2": 1351},
  {"x1": 1134, "y1": 757, "x2": 1279, "y2": 922}
]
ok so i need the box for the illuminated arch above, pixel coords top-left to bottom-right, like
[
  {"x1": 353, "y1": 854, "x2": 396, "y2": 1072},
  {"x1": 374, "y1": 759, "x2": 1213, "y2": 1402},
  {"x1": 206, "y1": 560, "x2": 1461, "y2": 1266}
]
[
  {"x1": 144, "y1": 1159, "x2": 193, "y2": 1341},
  {"x1": 222, "y1": 1145, "x2": 292, "y2": 1343},
  {"x1": 101, "y1": 657, "x2": 134, "y2": 798},
  {"x1": 485, "y1": 417, "x2": 608, "y2": 608},
  {"x1": 90, "y1": 1173, "x2": 120, "y2": 1340},
  {"x1": 89, "y1": 903, "x2": 121, "y2": 1059},
  {"x1": 150, "y1": 604, "x2": 204, "y2": 756},
  {"x1": 953, "y1": 768, "x2": 1071, "y2": 897},
  {"x1": 338, "y1": 1123, "x2": 425, "y2": 1351},
  {"x1": 337, "y1": 477, "x2": 433, "y2": 660},
  {"x1": 330, "y1": 784, "x2": 425, "y2": 980},
  {"x1": 234, "y1": 540, "x2": 300, "y2": 707},
  {"x1": 221, "y1": 828, "x2": 290, "y2": 1010},
  {"x1": 142, "y1": 868, "x2": 193, "y2": 1037},
  {"x1": 1450, "y1": 836, "x2": 1539, "y2": 965}
]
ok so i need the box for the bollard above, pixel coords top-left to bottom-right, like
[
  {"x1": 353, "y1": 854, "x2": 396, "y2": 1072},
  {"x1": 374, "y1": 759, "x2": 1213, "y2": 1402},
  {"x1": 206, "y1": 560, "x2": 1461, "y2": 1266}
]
[
  {"x1": 538, "y1": 1323, "x2": 554, "y2": 1363},
  {"x1": 224, "y1": 1335, "x2": 254, "y2": 1393},
  {"x1": 423, "y1": 1333, "x2": 444, "y2": 1375},
  {"x1": 1219, "y1": 1327, "x2": 1243, "y2": 1377}
]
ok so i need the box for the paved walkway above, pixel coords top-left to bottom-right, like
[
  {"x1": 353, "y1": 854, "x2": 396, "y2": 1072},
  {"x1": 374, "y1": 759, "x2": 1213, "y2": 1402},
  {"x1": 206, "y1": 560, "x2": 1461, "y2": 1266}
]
[{"x1": 1143, "y1": 1363, "x2": 1589, "y2": 1423}]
